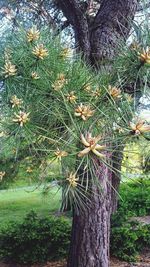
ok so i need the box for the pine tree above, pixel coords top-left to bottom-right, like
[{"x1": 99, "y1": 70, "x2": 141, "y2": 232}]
[{"x1": 0, "y1": 15, "x2": 150, "y2": 267}]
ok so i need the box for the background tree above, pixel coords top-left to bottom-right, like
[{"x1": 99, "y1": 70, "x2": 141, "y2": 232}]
[{"x1": 0, "y1": 1, "x2": 150, "y2": 267}]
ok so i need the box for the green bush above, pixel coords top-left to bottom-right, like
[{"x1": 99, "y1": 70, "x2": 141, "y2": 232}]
[
  {"x1": 110, "y1": 212, "x2": 150, "y2": 262},
  {"x1": 0, "y1": 211, "x2": 71, "y2": 264},
  {"x1": 110, "y1": 222, "x2": 138, "y2": 262},
  {"x1": 119, "y1": 178, "x2": 150, "y2": 216},
  {"x1": 110, "y1": 179, "x2": 150, "y2": 262},
  {"x1": 135, "y1": 223, "x2": 150, "y2": 250}
]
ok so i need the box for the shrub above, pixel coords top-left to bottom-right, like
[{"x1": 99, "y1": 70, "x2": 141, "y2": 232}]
[
  {"x1": 135, "y1": 223, "x2": 150, "y2": 250},
  {"x1": 111, "y1": 212, "x2": 150, "y2": 262},
  {"x1": 110, "y1": 179, "x2": 150, "y2": 262},
  {"x1": 0, "y1": 211, "x2": 71, "y2": 264},
  {"x1": 119, "y1": 178, "x2": 150, "y2": 216},
  {"x1": 110, "y1": 222, "x2": 138, "y2": 262}
]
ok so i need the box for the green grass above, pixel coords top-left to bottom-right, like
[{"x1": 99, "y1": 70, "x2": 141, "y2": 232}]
[{"x1": 0, "y1": 186, "x2": 61, "y2": 226}]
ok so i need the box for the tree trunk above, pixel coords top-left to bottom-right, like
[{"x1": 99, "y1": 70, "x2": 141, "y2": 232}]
[
  {"x1": 111, "y1": 146, "x2": 125, "y2": 213},
  {"x1": 90, "y1": 0, "x2": 138, "y2": 65},
  {"x1": 57, "y1": 1, "x2": 138, "y2": 266},
  {"x1": 67, "y1": 164, "x2": 112, "y2": 267}
]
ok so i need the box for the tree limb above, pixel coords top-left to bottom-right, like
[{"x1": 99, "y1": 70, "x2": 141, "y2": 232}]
[
  {"x1": 26, "y1": 1, "x2": 57, "y2": 29},
  {"x1": 55, "y1": 0, "x2": 90, "y2": 59}
]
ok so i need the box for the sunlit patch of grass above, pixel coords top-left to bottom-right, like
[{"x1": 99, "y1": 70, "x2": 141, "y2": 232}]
[{"x1": 0, "y1": 187, "x2": 61, "y2": 226}]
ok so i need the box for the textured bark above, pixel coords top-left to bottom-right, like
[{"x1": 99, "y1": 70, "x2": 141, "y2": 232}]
[
  {"x1": 58, "y1": 0, "x2": 138, "y2": 64},
  {"x1": 90, "y1": 0, "x2": 138, "y2": 65},
  {"x1": 67, "y1": 163, "x2": 112, "y2": 267},
  {"x1": 111, "y1": 147, "x2": 124, "y2": 213}
]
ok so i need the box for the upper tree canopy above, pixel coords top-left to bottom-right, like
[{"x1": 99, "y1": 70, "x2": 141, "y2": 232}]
[{"x1": 0, "y1": 25, "x2": 150, "y2": 209}]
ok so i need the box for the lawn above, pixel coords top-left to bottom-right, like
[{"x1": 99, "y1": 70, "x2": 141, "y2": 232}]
[{"x1": 0, "y1": 186, "x2": 61, "y2": 226}]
